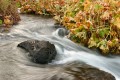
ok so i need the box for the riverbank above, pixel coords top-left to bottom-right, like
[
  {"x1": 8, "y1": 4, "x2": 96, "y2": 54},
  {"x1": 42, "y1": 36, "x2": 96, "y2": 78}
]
[
  {"x1": 0, "y1": 14, "x2": 118, "y2": 80},
  {"x1": 17, "y1": 0, "x2": 120, "y2": 55},
  {"x1": 0, "y1": 0, "x2": 119, "y2": 79}
]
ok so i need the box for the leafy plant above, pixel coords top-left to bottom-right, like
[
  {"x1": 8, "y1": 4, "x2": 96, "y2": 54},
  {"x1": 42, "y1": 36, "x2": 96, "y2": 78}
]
[
  {"x1": 0, "y1": 19, "x2": 2, "y2": 25},
  {"x1": 61, "y1": 0, "x2": 120, "y2": 55},
  {"x1": 0, "y1": 0, "x2": 20, "y2": 27},
  {"x1": 17, "y1": 0, "x2": 65, "y2": 16}
]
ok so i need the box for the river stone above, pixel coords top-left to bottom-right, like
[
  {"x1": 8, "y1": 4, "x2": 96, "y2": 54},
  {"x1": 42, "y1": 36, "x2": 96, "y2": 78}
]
[
  {"x1": 17, "y1": 40, "x2": 57, "y2": 64},
  {"x1": 45, "y1": 62, "x2": 115, "y2": 80}
]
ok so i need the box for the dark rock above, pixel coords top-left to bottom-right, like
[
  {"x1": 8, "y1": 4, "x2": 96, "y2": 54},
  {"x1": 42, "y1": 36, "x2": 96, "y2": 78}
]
[
  {"x1": 53, "y1": 28, "x2": 69, "y2": 38},
  {"x1": 57, "y1": 28, "x2": 69, "y2": 37},
  {"x1": 46, "y1": 62, "x2": 115, "y2": 80},
  {"x1": 18, "y1": 40, "x2": 57, "y2": 64}
]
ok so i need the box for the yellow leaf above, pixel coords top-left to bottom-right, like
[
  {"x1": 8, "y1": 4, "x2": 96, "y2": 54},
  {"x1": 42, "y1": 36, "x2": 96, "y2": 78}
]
[
  {"x1": 100, "y1": 11, "x2": 111, "y2": 20},
  {"x1": 114, "y1": 17, "x2": 120, "y2": 29}
]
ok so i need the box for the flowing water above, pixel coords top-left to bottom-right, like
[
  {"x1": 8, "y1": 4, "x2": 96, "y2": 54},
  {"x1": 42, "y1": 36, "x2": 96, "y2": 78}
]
[{"x1": 0, "y1": 14, "x2": 120, "y2": 80}]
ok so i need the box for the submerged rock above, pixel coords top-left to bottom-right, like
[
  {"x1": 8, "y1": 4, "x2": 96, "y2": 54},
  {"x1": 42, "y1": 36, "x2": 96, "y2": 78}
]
[
  {"x1": 18, "y1": 40, "x2": 57, "y2": 64},
  {"x1": 46, "y1": 62, "x2": 115, "y2": 80}
]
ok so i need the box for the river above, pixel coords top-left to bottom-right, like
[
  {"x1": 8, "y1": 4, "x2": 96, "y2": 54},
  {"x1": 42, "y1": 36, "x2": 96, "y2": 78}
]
[{"x1": 0, "y1": 14, "x2": 120, "y2": 80}]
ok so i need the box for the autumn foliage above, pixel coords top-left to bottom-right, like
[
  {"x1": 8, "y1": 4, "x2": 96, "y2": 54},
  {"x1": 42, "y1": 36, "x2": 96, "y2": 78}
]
[
  {"x1": 0, "y1": 0, "x2": 20, "y2": 28},
  {"x1": 17, "y1": 0, "x2": 65, "y2": 16},
  {"x1": 61, "y1": 0, "x2": 120, "y2": 55},
  {"x1": 18, "y1": 0, "x2": 120, "y2": 55}
]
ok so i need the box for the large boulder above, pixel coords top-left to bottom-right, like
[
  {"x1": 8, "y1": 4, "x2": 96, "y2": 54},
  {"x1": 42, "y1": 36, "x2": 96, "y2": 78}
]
[{"x1": 17, "y1": 40, "x2": 57, "y2": 64}]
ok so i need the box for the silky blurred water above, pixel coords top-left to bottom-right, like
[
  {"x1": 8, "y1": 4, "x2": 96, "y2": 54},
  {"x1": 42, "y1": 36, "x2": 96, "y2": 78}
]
[{"x1": 0, "y1": 14, "x2": 119, "y2": 80}]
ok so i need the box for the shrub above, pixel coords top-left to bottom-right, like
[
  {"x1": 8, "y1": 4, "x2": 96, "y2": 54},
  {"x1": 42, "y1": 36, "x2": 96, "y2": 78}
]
[
  {"x1": 18, "y1": 0, "x2": 65, "y2": 16},
  {"x1": 0, "y1": 0, "x2": 20, "y2": 27},
  {"x1": 61, "y1": 0, "x2": 120, "y2": 55}
]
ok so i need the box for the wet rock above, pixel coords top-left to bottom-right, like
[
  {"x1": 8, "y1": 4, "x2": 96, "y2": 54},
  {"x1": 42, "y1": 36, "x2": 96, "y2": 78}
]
[
  {"x1": 55, "y1": 28, "x2": 69, "y2": 37},
  {"x1": 18, "y1": 40, "x2": 57, "y2": 64},
  {"x1": 46, "y1": 62, "x2": 115, "y2": 80}
]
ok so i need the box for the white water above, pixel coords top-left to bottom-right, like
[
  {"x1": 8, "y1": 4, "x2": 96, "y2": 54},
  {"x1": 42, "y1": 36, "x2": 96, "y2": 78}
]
[{"x1": 0, "y1": 14, "x2": 120, "y2": 80}]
